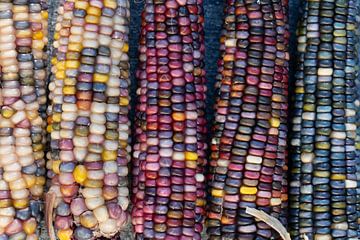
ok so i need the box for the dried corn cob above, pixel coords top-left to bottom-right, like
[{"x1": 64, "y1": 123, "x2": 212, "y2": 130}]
[
  {"x1": 355, "y1": 0, "x2": 360, "y2": 235},
  {"x1": 132, "y1": 0, "x2": 207, "y2": 239},
  {"x1": 0, "y1": 0, "x2": 48, "y2": 239},
  {"x1": 289, "y1": 0, "x2": 360, "y2": 239},
  {"x1": 206, "y1": 0, "x2": 290, "y2": 239},
  {"x1": 46, "y1": 1, "x2": 130, "y2": 239}
]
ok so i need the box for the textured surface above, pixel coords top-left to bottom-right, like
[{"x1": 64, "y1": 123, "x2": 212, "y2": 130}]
[{"x1": 41, "y1": 0, "x2": 300, "y2": 239}]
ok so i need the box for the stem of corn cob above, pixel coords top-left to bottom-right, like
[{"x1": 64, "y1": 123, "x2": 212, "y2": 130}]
[
  {"x1": 289, "y1": 0, "x2": 360, "y2": 239},
  {"x1": 0, "y1": 0, "x2": 48, "y2": 239},
  {"x1": 206, "y1": 0, "x2": 289, "y2": 239},
  {"x1": 132, "y1": 1, "x2": 207, "y2": 239},
  {"x1": 46, "y1": 1, "x2": 130, "y2": 239}
]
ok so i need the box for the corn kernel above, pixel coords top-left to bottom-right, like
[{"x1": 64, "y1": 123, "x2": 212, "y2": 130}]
[
  {"x1": 122, "y1": 43, "x2": 129, "y2": 53},
  {"x1": 33, "y1": 31, "x2": 44, "y2": 40},
  {"x1": 57, "y1": 229, "x2": 73, "y2": 240},
  {"x1": 269, "y1": 118, "x2": 280, "y2": 128},
  {"x1": 73, "y1": 165, "x2": 87, "y2": 184},
  {"x1": 2, "y1": 109, "x2": 14, "y2": 118},
  {"x1": 104, "y1": 0, "x2": 117, "y2": 9},
  {"x1": 13, "y1": 199, "x2": 29, "y2": 209},
  {"x1": 94, "y1": 73, "x2": 109, "y2": 83},
  {"x1": 185, "y1": 152, "x2": 198, "y2": 161},
  {"x1": 240, "y1": 186, "x2": 258, "y2": 195},
  {"x1": 212, "y1": 189, "x2": 224, "y2": 198},
  {"x1": 75, "y1": 1, "x2": 89, "y2": 10},
  {"x1": 41, "y1": 10, "x2": 48, "y2": 19},
  {"x1": 87, "y1": 7, "x2": 101, "y2": 17},
  {"x1": 102, "y1": 150, "x2": 117, "y2": 161},
  {"x1": 65, "y1": 60, "x2": 80, "y2": 69},
  {"x1": 24, "y1": 218, "x2": 37, "y2": 234}
]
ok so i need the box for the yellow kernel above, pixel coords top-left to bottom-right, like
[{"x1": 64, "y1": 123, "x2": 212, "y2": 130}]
[
  {"x1": 13, "y1": 199, "x2": 29, "y2": 209},
  {"x1": 56, "y1": 61, "x2": 65, "y2": 71},
  {"x1": 295, "y1": 87, "x2": 304, "y2": 94},
  {"x1": 73, "y1": 165, "x2": 87, "y2": 184},
  {"x1": 303, "y1": 104, "x2": 315, "y2": 112},
  {"x1": 23, "y1": 175, "x2": 36, "y2": 188},
  {"x1": 51, "y1": 160, "x2": 61, "y2": 174},
  {"x1": 119, "y1": 140, "x2": 127, "y2": 148},
  {"x1": 94, "y1": 73, "x2": 109, "y2": 83},
  {"x1": 119, "y1": 97, "x2": 129, "y2": 106},
  {"x1": 102, "y1": 150, "x2": 117, "y2": 161},
  {"x1": 272, "y1": 94, "x2": 284, "y2": 103},
  {"x1": 185, "y1": 152, "x2": 198, "y2": 161},
  {"x1": 75, "y1": 1, "x2": 89, "y2": 10},
  {"x1": 64, "y1": 78, "x2": 76, "y2": 86},
  {"x1": 68, "y1": 43, "x2": 82, "y2": 52},
  {"x1": 331, "y1": 174, "x2": 345, "y2": 180},
  {"x1": 65, "y1": 60, "x2": 80, "y2": 69},
  {"x1": 212, "y1": 189, "x2": 224, "y2": 198},
  {"x1": 122, "y1": 43, "x2": 129, "y2": 53},
  {"x1": 41, "y1": 11, "x2": 48, "y2": 19},
  {"x1": 54, "y1": 33, "x2": 60, "y2": 41},
  {"x1": 57, "y1": 229, "x2": 73, "y2": 240},
  {"x1": 46, "y1": 125, "x2": 53, "y2": 133},
  {"x1": 35, "y1": 177, "x2": 46, "y2": 186},
  {"x1": 63, "y1": 86, "x2": 76, "y2": 95},
  {"x1": 87, "y1": 7, "x2": 101, "y2": 17},
  {"x1": 2, "y1": 108, "x2": 14, "y2": 118},
  {"x1": 240, "y1": 186, "x2": 258, "y2": 195},
  {"x1": 55, "y1": 70, "x2": 65, "y2": 79},
  {"x1": 24, "y1": 218, "x2": 37, "y2": 234},
  {"x1": 51, "y1": 57, "x2": 58, "y2": 65},
  {"x1": 52, "y1": 113, "x2": 62, "y2": 123},
  {"x1": 0, "y1": 200, "x2": 11, "y2": 208},
  {"x1": 356, "y1": 142, "x2": 360, "y2": 150},
  {"x1": 33, "y1": 143, "x2": 43, "y2": 152},
  {"x1": 269, "y1": 118, "x2": 280, "y2": 128},
  {"x1": 85, "y1": 15, "x2": 99, "y2": 24},
  {"x1": 196, "y1": 198, "x2": 206, "y2": 207},
  {"x1": 33, "y1": 31, "x2": 43, "y2": 40},
  {"x1": 104, "y1": 0, "x2": 117, "y2": 9}
]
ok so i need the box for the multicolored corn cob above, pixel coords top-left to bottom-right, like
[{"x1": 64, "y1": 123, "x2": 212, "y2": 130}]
[
  {"x1": 0, "y1": 0, "x2": 48, "y2": 239},
  {"x1": 132, "y1": 0, "x2": 207, "y2": 239},
  {"x1": 206, "y1": 0, "x2": 290, "y2": 239},
  {"x1": 46, "y1": 1, "x2": 130, "y2": 239},
  {"x1": 289, "y1": 0, "x2": 360, "y2": 239},
  {"x1": 355, "y1": 0, "x2": 360, "y2": 235}
]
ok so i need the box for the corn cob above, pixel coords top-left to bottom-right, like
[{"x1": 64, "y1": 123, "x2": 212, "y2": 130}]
[
  {"x1": 355, "y1": 0, "x2": 360, "y2": 235},
  {"x1": 206, "y1": 0, "x2": 289, "y2": 239},
  {"x1": 132, "y1": 0, "x2": 207, "y2": 239},
  {"x1": 0, "y1": 0, "x2": 48, "y2": 239},
  {"x1": 353, "y1": 0, "x2": 360, "y2": 237},
  {"x1": 46, "y1": 1, "x2": 130, "y2": 239},
  {"x1": 289, "y1": 0, "x2": 359, "y2": 239}
]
